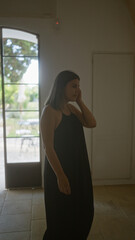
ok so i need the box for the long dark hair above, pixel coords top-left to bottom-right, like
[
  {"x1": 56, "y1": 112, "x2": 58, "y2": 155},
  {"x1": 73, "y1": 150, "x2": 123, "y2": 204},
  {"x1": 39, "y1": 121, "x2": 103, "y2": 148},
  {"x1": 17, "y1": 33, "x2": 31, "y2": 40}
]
[{"x1": 45, "y1": 70, "x2": 80, "y2": 109}]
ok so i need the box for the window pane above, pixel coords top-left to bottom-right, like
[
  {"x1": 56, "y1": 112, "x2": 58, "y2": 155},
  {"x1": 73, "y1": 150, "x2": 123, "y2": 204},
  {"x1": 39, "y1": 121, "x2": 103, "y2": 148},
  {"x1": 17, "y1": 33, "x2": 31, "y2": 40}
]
[
  {"x1": 4, "y1": 85, "x2": 39, "y2": 110},
  {"x1": 2, "y1": 28, "x2": 40, "y2": 169},
  {"x1": 3, "y1": 29, "x2": 38, "y2": 57},
  {"x1": 0, "y1": 56, "x2": 2, "y2": 109},
  {"x1": 0, "y1": 109, "x2": 5, "y2": 187},
  {"x1": 0, "y1": 55, "x2": 5, "y2": 188},
  {"x1": 6, "y1": 137, "x2": 40, "y2": 163},
  {"x1": 3, "y1": 58, "x2": 38, "y2": 84},
  {"x1": 5, "y1": 112, "x2": 39, "y2": 137}
]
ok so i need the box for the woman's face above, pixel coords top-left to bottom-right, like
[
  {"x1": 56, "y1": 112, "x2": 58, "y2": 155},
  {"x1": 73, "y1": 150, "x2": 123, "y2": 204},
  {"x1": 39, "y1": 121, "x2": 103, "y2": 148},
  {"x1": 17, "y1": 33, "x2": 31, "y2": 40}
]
[{"x1": 64, "y1": 78, "x2": 80, "y2": 102}]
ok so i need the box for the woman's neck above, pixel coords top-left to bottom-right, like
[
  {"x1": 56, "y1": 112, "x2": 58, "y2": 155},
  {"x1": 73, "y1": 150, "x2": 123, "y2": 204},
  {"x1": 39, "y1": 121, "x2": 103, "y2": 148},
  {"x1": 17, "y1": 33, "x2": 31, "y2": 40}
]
[{"x1": 60, "y1": 103, "x2": 71, "y2": 115}]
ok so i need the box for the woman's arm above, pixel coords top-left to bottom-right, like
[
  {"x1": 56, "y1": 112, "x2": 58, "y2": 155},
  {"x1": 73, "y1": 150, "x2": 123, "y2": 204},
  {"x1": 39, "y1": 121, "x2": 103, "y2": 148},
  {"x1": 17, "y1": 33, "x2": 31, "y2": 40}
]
[
  {"x1": 68, "y1": 89, "x2": 96, "y2": 128},
  {"x1": 40, "y1": 106, "x2": 71, "y2": 195}
]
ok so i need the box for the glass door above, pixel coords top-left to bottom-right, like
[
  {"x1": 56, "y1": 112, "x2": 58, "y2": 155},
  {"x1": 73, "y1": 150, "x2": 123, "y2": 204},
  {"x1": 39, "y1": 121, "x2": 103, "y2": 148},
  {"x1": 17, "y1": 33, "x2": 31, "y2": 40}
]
[
  {"x1": 1, "y1": 28, "x2": 41, "y2": 188},
  {"x1": 0, "y1": 43, "x2": 5, "y2": 189}
]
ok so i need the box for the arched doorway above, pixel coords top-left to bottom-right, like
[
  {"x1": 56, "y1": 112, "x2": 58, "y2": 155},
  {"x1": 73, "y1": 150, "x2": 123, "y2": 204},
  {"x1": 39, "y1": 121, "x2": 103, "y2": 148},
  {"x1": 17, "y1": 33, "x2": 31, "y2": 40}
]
[{"x1": 0, "y1": 28, "x2": 41, "y2": 188}]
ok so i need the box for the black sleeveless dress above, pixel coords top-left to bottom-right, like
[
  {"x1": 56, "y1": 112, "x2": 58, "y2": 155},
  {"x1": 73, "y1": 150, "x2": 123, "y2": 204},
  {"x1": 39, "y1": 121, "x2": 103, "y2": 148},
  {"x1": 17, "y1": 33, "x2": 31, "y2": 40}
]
[{"x1": 43, "y1": 113, "x2": 94, "y2": 240}]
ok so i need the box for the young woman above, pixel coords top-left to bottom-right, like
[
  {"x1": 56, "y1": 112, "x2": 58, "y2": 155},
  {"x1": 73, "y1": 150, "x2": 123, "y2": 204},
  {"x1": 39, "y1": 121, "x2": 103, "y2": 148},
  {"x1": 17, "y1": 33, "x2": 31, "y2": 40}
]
[{"x1": 40, "y1": 70, "x2": 96, "y2": 240}]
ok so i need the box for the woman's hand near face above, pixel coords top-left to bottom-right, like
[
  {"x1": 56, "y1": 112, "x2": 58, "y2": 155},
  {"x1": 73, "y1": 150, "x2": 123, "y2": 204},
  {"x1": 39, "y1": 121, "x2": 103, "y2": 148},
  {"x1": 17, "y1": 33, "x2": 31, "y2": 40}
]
[
  {"x1": 68, "y1": 86, "x2": 96, "y2": 128},
  {"x1": 76, "y1": 88, "x2": 82, "y2": 104}
]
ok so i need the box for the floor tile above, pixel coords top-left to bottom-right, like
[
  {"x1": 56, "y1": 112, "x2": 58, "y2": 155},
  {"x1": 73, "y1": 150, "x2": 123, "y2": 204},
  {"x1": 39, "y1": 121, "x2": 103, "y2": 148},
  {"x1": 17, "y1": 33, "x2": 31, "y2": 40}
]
[
  {"x1": 0, "y1": 186, "x2": 134, "y2": 240},
  {"x1": 107, "y1": 184, "x2": 135, "y2": 194},
  {"x1": 94, "y1": 199, "x2": 124, "y2": 217},
  {"x1": 0, "y1": 207, "x2": 2, "y2": 215},
  {"x1": 31, "y1": 219, "x2": 46, "y2": 240},
  {"x1": 93, "y1": 186, "x2": 110, "y2": 202},
  {"x1": 105, "y1": 185, "x2": 135, "y2": 202},
  {"x1": 89, "y1": 213, "x2": 104, "y2": 235},
  {"x1": 118, "y1": 199, "x2": 135, "y2": 216},
  {"x1": 0, "y1": 190, "x2": 7, "y2": 207},
  {"x1": 127, "y1": 215, "x2": 135, "y2": 229},
  {"x1": 0, "y1": 214, "x2": 31, "y2": 233},
  {"x1": 32, "y1": 189, "x2": 44, "y2": 205},
  {"x1": 5, "y1": 190, "x2": 33, "y2": 201},
  {"x1": 88, "y1": 233, "x2": 104, "y2": 240},
  {"x1": 100, "y1": 215, "x2": 135, "y2": 240},
  {"x1": 0, "y1": 190, "x2": 7, "y2": 198},
  {"x1": 32, "y1": 203, "x2": 45, "y2": 219},
  {"x1": 0, "y1": 231, "x2": 30, "y2": 240},
  {"x1": 1, "y1": 199, "x2": 32, "y2": 215}
]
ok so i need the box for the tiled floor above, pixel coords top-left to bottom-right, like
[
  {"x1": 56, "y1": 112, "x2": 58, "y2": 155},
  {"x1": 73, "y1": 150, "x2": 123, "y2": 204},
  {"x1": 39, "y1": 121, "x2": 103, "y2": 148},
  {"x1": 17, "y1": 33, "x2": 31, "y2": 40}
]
[
  {"x1": 0, "y1": 188, "x2": 46, "y2": 240},
  {"x1": 90, "y1": 185, "x2": 135, "y2": 240},
  {"x1": 0, "y1": 185, "x2": 135, "y2": 240}
]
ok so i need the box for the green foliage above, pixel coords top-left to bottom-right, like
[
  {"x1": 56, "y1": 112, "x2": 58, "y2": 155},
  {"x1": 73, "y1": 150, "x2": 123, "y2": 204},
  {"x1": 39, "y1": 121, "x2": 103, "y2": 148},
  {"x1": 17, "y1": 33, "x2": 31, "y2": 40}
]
[
  {"x1": 2, "y1": 38, "x2": 38, "y2": 83},
  {"x1": 0, "y1": 37, "x2": 38, "y2": 110},
  {"x1": 4, "y1": 84, "x2": 18, "y2": 108},
  {"x1": 25, "y1": 86, "x2": 38, "y2": 102}
]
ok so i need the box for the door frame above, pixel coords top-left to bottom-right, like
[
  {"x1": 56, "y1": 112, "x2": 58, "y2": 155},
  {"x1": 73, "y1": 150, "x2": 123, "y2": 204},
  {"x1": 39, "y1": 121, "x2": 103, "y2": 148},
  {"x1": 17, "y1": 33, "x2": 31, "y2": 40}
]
[{"x1": 0, "y1": 27, "x2": 42, "y2": 189}]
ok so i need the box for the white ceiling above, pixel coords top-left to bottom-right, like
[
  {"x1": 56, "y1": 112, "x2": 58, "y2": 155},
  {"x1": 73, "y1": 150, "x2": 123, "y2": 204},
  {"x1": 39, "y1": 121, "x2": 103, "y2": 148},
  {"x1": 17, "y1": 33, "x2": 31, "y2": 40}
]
[{"x1": 0, "y1": 0, "x2": 57, "y2": 18}]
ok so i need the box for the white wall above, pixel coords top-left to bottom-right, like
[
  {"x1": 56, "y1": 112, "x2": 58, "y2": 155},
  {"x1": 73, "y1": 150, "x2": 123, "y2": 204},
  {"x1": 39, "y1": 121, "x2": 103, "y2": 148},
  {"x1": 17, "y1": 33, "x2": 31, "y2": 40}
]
[
  {"x1": 0, "y1": 0, "x2": 135, "y2": 185},
  {"x1": 92, "y1": 53, "x2": 135, "y2": 185}
]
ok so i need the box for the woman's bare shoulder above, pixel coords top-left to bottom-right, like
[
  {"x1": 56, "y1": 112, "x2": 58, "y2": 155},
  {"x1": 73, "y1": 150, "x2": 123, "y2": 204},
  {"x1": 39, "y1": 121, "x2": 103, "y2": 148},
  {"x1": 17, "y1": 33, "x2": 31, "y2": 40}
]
[
  {"x1": 41, "y1": 105, "x2": 62, "y2": 129},
  {"x1": 41, "y1": 105, "x2": 57, "y2": 117}
]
